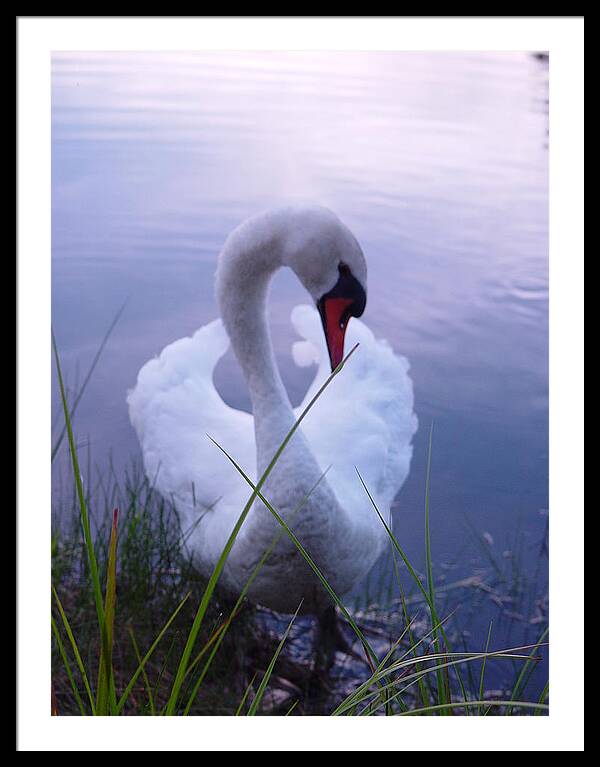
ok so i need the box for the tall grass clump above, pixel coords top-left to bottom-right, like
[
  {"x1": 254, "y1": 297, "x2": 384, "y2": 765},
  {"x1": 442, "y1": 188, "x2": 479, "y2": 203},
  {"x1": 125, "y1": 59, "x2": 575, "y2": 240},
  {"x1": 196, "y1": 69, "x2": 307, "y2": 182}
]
[{"x1": 51, "y1": 331, "x2": 548, "y2": 716}]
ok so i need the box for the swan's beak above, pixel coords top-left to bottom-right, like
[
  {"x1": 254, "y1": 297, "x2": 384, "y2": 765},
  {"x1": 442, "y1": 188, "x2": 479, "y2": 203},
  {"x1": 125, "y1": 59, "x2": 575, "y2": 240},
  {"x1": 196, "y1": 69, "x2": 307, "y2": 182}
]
[
  {"x1": 317, "y1": 263, "x2": 367, "y2": 371},
  {"x1": 317, "y1": 297, "x2": 354, "y2": 371}
]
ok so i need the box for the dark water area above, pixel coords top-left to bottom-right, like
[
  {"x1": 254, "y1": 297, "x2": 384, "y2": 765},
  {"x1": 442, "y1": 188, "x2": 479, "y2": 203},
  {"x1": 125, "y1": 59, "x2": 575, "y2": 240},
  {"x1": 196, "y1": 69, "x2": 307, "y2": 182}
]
[{"x1": 52, "y1": 51, "x2": 549, "y2": 697}]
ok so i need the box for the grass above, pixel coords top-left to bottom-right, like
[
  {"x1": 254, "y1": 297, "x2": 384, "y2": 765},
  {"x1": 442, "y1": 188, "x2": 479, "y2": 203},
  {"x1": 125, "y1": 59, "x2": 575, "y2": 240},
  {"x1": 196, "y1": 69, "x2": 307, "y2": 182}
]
[{"x1": 51, "y1": 331, "x2": 549, "y2": 716}]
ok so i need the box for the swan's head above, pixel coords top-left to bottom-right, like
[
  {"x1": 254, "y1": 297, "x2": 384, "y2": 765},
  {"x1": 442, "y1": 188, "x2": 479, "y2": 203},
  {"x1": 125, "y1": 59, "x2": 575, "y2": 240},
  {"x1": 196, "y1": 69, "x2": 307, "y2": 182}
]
[{"x1": 282, "y1": 207, "x2": 367, "y2": 371}]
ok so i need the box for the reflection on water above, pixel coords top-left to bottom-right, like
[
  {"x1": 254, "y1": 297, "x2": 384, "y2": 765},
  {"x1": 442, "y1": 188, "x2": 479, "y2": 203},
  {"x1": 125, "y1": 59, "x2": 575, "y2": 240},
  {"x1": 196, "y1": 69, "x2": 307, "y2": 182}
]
[{"x1": 52, "y1": 51, "x2": 548, "y2": 691}]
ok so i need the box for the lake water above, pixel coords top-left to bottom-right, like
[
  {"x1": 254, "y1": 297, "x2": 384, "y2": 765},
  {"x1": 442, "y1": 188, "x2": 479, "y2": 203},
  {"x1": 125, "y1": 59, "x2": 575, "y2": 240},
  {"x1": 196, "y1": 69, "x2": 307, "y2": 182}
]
[{"x1": 52, "y1": 51, "x2": 549, "y2": 694}]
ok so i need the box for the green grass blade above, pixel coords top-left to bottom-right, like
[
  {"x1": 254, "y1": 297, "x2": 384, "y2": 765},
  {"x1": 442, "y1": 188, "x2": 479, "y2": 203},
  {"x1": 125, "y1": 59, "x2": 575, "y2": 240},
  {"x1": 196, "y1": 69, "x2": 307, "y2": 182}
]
[
  {"x1": 478, "y1": 621, "x2": 493, "y2": 715},
  {"x1": 337, "y1": 617, "x2": 420, "y2": 716},
  {"x1": 355, "y1": 466, "x2": 469, "y2": 708},
  {"x1": 51, "y1": 615, "x2": 87, "y2": 716},
  {"x1": 423, "y1": 424, "x2": 449, "y2": 711},
  {"x1": 363, "y1": 619, "x2": 415, "y2": 715},
  {"x1": 235, "y1": 673, "x2": 257, "y2": 716},
  {"x1": 52, "y1": 586, "x2": 96, "y2": 714},
  {"x1": 246, "y1": 603, "x2": 301, "y2": 716},
  {"x1": 128, "y1": 626, "x2": 156, "y2": 715},
  {"x1": 153, "y1": 631, "x2": 180, "y2": 713},
  {"x1": 52, "y1": 332, "x2": 106, "y2": 649},
  {"x1": 115, "y1": 591, "x2": 191, "y2": 714},
  {"x1": 183, "y1": 621, "x2": 230, "y2": 687},
  {"x1": 391, "y1": 547, "x2": 431, "y2": 710},
  {"x1": 398, "y1": 700, "x2": 549, "y2": 716},
  {"x1": 335, "y1": 645, "x2": 542, "y2": 716},
  {"x1": 53, "y1": 331, "x2": 117, "y2": 714},
  {"x1": 534, "y1": 681, "x2": 549, "y2": 715},
  {"x1": 332, "y1": 612, "x2": 455, "y2": 715},
  {"x1": 96, "y1": 508, "x2": 118, "y2": 715},
  {"x1": 52, "y1": 300, "x2": 127, "y2": 462},
  {"x1": 506, "y1": 626, "x2": 549, "y2": 715}
]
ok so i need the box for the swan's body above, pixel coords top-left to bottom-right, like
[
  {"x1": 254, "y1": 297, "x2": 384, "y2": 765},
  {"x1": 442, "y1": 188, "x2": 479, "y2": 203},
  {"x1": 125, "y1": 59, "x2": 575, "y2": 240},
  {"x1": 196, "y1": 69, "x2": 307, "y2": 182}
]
[{"x1": 128, "y1": 206, "x2": 417, "y2": 614}]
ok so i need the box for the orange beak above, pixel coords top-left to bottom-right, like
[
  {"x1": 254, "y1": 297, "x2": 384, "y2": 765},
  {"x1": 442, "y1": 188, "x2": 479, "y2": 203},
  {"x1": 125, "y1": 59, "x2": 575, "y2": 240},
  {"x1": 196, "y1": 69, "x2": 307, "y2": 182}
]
[{"x1": 318, "y1": 296, "x2": 354, "y2": 371}]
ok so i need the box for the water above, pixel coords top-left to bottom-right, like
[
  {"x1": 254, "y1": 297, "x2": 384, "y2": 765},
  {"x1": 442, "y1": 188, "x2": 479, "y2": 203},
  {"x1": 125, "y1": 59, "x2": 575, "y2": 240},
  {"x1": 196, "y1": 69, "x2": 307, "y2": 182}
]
[{"x1": 52, "y1": 51, "x2": 548, "y2": 694}]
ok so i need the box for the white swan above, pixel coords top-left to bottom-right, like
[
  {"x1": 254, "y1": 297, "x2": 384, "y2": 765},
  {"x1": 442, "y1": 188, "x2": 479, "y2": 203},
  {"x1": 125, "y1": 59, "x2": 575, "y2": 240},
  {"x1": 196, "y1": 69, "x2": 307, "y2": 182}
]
[{"x1": 128, "y1": 206, "x2": 417, "y2": 616}]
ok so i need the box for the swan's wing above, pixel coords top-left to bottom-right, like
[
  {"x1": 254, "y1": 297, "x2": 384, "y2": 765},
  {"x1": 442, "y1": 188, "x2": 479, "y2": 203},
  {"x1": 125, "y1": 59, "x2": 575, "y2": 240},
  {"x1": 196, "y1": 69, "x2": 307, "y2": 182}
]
[
  {"x1": 291, "y1": 304, "x2": 418, "y2": 519},
  {"x1": 127, "y1": 319, "x2": 255, "y2": 524}
]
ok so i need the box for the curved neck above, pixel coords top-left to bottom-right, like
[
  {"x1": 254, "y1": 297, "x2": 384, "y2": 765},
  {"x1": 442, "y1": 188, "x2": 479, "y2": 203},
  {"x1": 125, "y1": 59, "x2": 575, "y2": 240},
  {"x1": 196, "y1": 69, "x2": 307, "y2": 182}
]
[
  {"x1": 214, "y1": 211, "x2": 348, "y2": 565},
  {"x1": 216, "y1": 228, "x2": 297, "y2": 472}
]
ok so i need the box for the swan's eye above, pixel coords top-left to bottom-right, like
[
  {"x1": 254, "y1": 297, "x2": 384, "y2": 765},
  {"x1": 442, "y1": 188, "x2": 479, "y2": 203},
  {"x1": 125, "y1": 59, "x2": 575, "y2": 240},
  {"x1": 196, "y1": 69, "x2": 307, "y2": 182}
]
[
  {"x1": 340, "y1": 308, "x2": 352, "y2": 330},
  {"x1": 318, "y1": 263, "x2": 366, "y2": 319}
]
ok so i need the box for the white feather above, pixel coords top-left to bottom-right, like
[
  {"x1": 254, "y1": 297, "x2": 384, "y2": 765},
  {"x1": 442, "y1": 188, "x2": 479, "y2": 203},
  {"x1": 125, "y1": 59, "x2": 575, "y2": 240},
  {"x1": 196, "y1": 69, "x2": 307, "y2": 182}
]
[{"x1": 127, "y1": 207, "x2": 417, "y2": 613}]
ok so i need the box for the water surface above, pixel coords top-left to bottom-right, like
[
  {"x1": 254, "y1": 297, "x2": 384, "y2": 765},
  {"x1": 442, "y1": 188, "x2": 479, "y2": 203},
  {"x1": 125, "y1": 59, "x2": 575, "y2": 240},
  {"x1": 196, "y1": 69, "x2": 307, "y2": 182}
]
[{"x1": 52, "y1": 51, "x2": 549, "y2": 693}]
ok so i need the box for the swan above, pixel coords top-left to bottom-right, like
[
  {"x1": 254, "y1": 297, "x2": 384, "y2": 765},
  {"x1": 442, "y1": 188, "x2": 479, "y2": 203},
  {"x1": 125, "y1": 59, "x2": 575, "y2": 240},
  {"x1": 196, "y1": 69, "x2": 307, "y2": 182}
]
[{"x1": 127, "y1": 205, "x2": 417, "y2": 619}]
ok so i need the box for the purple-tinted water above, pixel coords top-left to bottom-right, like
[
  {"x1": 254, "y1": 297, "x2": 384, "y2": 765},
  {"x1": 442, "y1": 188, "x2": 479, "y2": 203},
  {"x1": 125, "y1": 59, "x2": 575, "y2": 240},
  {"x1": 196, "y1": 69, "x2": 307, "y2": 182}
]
[{"x1": 52, "y1": 51, "x2": 548, "y2": 695}]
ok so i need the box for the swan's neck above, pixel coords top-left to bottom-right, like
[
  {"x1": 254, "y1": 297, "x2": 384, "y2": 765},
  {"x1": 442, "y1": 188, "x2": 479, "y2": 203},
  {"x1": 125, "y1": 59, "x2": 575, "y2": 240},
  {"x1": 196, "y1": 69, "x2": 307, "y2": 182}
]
[
  {"x1": 214, "y1": 210, "x2": 360, "y2": 591},
  {"x1": 216, "y1": 229, "x2": 296, "y2": 472}
]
